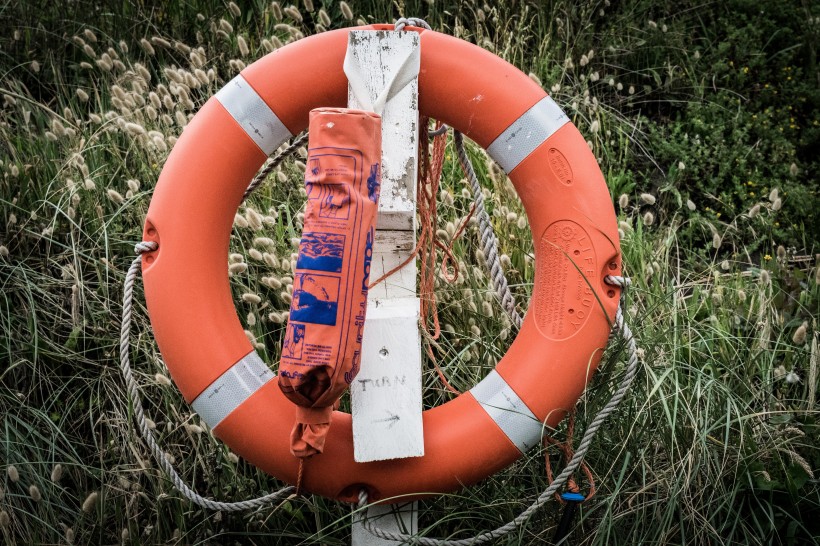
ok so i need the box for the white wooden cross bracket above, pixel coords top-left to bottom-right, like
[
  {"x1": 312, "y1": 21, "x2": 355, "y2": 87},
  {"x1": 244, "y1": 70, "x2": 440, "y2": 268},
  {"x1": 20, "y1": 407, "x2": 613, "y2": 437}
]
[{"x1": 345, "y1": 30, "x2": 423, "y2": 544}]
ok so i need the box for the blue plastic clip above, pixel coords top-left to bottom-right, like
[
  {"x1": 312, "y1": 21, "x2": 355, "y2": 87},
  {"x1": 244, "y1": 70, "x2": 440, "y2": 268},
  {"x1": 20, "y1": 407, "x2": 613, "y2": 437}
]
[
  {"x1": 553, "y1": 492, "x2": 586, "y2": 543},
  {"x1": 560, "y1": 492, "x2": 586, "y2": 503}
]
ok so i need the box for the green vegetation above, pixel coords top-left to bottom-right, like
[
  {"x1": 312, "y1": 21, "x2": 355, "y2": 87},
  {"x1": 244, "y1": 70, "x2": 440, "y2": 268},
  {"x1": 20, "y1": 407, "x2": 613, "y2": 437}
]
[{"x1": 1, "y1": 0, "x2": 818, "y2": 544}]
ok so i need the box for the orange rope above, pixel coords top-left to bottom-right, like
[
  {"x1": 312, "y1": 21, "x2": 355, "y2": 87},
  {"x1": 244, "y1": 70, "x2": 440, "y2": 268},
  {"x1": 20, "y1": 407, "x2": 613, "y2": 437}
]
[
  {"x1": 544, "y1": 411, "x2": 597, "y2": 502},
  {"x1": 368, "y1": 118, "x2": 462, "y2": 395},
  {"x1": 295, "y1": 458, "x2": 305, "y2": 497}
]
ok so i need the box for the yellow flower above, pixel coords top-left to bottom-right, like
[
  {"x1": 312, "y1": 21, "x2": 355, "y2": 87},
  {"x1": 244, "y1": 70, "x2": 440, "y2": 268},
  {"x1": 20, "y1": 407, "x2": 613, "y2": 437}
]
[{"x1": 764, "y1": 255, "x2": 772, "y2": 261}]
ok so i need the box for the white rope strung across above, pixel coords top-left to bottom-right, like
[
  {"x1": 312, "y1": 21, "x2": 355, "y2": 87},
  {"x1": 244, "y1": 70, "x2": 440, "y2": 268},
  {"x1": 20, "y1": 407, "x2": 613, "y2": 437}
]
[
  {"x1": 453, "y1": 130, "x2": 523, "y2": 330},
  {"x1": 117, "y1": 133, "x2": 309, "y2": 510},
  {"x1": 357, "y1": 274, "x2": 639, "y2": 545},
  {"x1": 120, "y1": 242, "x2": 294, "y2": 510}
]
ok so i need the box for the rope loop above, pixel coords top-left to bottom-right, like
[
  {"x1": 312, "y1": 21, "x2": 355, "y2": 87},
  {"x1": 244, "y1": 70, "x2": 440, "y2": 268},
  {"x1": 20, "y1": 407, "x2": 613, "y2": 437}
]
[
  {"x1": 134, "y1": 240, "x2": 158, "y2": 254},
  {"x1": 394, "y1": 17, "x2": 432, "y2": 31},
  {"x1": 604, "y1": 275, "x2": 631, "y2": 289},
  {"x1": 120, "y1": 242, "x2": 294, "y2": 511}
]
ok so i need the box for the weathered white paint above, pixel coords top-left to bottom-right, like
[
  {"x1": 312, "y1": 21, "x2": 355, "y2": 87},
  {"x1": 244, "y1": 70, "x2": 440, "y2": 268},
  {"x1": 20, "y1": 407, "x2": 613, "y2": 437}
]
[
  {"x1": 352, "y1": 502, "x2": 418, "y2": 546},
  {"x1": 348, "y1": 29, "x2": 424, "y2": 464},
  {"x1": 367, "y1": 229, "x2": 416, "y2": 301},
  {"x1": 352, "y1": 298, "x2": 424, "y2": 461},
  {"x1": 346, "y1": 30, "x2": 419, "y2": 232},
  {"x1": 347, "y1": 30, "x2": 422, "y2": 544}
]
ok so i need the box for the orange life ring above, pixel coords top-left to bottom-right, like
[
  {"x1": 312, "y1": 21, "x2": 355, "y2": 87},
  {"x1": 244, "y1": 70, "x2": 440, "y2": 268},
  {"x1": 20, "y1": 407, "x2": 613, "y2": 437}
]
[{"x1": 141, "y1": 24, "x2": 622, "y2": 503}]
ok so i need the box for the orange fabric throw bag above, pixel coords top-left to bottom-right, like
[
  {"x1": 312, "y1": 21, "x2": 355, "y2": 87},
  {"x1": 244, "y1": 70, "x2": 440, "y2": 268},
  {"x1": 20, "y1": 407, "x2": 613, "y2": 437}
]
[{"x1": 278, "y1": 107, "x2": 382, "y2": 458}]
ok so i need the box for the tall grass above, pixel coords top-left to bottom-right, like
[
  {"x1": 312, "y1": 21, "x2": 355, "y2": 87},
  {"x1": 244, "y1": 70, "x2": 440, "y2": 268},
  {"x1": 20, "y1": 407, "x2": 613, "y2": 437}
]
[{"x1": 1, "y1": 1, "x2": 818, "y2": 544}]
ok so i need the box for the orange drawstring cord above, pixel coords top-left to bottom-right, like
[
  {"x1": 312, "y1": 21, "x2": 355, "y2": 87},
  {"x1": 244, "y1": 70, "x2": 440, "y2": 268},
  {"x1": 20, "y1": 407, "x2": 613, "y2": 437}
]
[{"x1": 544, "y1": 410, "x2": 597, "y2": 503}]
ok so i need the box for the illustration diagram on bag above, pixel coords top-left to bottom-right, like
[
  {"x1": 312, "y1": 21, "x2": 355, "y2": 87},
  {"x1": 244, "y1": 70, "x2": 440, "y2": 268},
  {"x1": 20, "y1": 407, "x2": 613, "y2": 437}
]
[
  {"x1": 296, "y1": 232, "x2": 346, "y2": 273},
  {"x1": 290, "y1": 273, "x2": 340, "y2": 326},
  {"x1": 282, "y1": 323, "x2": 306, "y2": 360},
  {"x1": 305, "y1": 157, "x2": 352, "y2": 220}
]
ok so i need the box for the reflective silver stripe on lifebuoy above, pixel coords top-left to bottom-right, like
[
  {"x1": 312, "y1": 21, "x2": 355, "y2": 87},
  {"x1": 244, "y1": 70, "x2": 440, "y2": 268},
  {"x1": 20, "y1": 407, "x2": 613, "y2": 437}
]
[
  {"x1": 486, "y1": 95, "x2": 570, "y2": 174},
  {"x1": 469, "y1": 369, "x2": 544, "y2": 453},
  {"x1": 192, "y1": 351, "x2": 274, "y2": 429},
  {"x1": 214, "y1": 75, "x2": 292, "y2": 156}
]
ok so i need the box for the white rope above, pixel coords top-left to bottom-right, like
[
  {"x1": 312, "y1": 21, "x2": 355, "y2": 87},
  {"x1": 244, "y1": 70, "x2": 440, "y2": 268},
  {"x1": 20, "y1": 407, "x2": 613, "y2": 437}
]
[
  {"x1": 357, "y1": 274, "x2": 639, "y2": 544},
  {"x1": 120, "y1": 242, "x2": 294, "y2": 510},
  {"x1": 118, "y1": 132, "x2": 308, "y2": 509},
  {"x1": 453, "y1": 130, "x2": 523, "y2": 329},
  {"x1": 394, "y1": 17, "x2": 432, "y2": 31},
  {"x1": 243, "y1": 132, "x2": 308, "y2": 201}
]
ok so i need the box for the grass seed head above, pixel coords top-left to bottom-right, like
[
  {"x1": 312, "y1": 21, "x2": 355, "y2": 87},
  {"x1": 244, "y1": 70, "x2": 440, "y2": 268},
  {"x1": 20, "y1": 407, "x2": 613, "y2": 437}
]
[
  {"x1": 228, "y1": 1, "x2": 241, "y2": 17},
  {"x1": 29, "y1": 484, "x2": 42, "y2": 502},
  {"x1": 340, "y1": 1, "x2": 353, "y2": 20},
  {"x1": 106, "y1": 189, "x2": 124, "y2": 204},
  {"x1": 748, "y1": 203, "x2": 761, "y2": 218},
  {"x1": 245, "y1": 207, "x2": 263, "y2": 230},
  {"x1": 139, "y1": 38, "x2": 155, "y2": 55},
  {"x1": 229, "y1": 262, "x2": 248, "y2": 274},
  {"x1": 7, "y1": 465, "x2": 19, "y2": 482},
  {"x1": 82, "y1": 491, "x2": 99, "y2": 513},
  {"x1": 271, "y1": 2, "x2": 283, "y2": 20},
  {"x1": 793, "y1": 321, "x2": 808, "y2": 345},
  {"x1": 284, "y1": 5, "x2": 303, "y2": 22},
  {"x1": 768, "y1": 187, "x2": 779, "y2": 202},
  {"x1": 238, "y1": 36, "x2": 250, "y2": 56},
  {"x1": 51, "y1": 464, "x2": 63, "y2": 483},
  {"x1": 242, "y1": 293, "x2": 262, "y2": 304},
  {"x1": 96, "y1": 55, "x2": 113, "y2": 71},
  {"x1": 318, "y1": 8, "x2": 331, "y2": 26}
]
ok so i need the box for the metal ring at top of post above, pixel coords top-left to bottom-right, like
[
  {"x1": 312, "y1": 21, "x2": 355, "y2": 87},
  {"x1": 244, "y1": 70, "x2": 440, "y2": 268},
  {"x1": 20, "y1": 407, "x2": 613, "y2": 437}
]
[{"x1": 394, "y1": 17, "x2": 432, "y2": 31}]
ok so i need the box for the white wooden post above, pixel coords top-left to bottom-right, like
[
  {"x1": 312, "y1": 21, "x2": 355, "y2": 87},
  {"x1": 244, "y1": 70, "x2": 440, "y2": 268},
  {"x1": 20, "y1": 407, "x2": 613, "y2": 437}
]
[{"x1": 346, "y1": 30, "x2": 423, "y2": 543}]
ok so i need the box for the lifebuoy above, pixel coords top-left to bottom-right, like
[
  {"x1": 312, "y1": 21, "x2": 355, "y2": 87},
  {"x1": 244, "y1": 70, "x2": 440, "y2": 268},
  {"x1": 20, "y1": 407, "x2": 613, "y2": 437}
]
[{"x1": 141, "y1": 25, "x2": 622, "y2": 502}]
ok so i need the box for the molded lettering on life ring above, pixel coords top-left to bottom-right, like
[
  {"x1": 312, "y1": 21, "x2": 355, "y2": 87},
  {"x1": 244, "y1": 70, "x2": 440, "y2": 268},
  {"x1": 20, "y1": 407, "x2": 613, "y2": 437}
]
[
  {"x1": 535, "y1": 220, "x2": 597, "y2": 340},
  {"x1": 548, "y1": 148, "x2": 573, "y2": 185}
]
